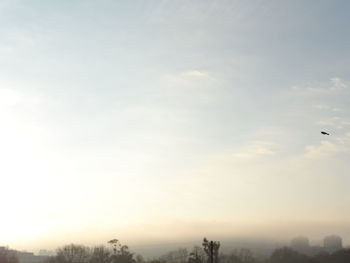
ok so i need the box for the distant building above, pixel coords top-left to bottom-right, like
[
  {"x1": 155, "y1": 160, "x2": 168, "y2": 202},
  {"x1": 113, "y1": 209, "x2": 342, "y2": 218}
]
[
  {"x1": 290, "y1": 236, "x2": 310, "y2": 255},
  {"x1": 323, "y1": 235, "x2": 342, "y2": 253},
  {"x1": 0, "y1": 246, "x2": 48, "y2": 263}
]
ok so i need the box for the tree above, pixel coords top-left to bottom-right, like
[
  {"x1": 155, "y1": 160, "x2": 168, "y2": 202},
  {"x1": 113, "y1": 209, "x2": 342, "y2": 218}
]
[
  {"x1": 135, "y1": 255, "x2": 144, "y2": 263},
  {"x1": 108, "y1": 240, "x2": 121, "y2": 256},
  {"x1": 89, "y1": 246, "x2": 111, "y2": 263},
  {"x1": 329, "y1": 249, "x2": 350, "y2": 263},
  {"x1": 148, "y1": 260, "x2": 166, "y2": 263},
  {"x1": 188, "y1": 247, "x2": 205, "y2": 263},
  {"x1": 55, "y1": 244, "x2": 91, "y2": 263},
  {"x1": 108, "y1": 239, "x2": 135, "y2": 263},
  {"x1": 116, "y1": 246, "x2": 135, "y2": 263},
  {"x1": 202, "y1": 238, "x2": 220, "y2": 263},
  {"x1": 236, "y1": 249, "x2": 254, "y2": 263},
  {"x1": 269, "y1": 247, "x2": 308, "y2": 263},
  {"x1": 313, "y1": 251, "x2": 330, "y2": 263}
]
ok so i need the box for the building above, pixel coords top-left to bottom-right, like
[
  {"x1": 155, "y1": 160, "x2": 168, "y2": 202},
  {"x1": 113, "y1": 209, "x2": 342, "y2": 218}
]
[
  {"x1": 323, "y1": 235, "x2": 342, "y2": 253},
  {"x1": 0, "y1": 246, "x2": 48, "y2": 263}
]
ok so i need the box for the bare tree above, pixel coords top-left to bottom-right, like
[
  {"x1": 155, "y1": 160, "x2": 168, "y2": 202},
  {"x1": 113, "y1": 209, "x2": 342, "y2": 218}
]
[
  {"x1": 90, "y1": 246, "x2": 111, "y2": 263},
  {"x1": 202, "y1": 238, "x2": 220, "y2": 263},
  {"x1": 56, "y1": 244, "x2": 90, "y2": 263},
  {"x1": 188, "y1": 246, "x2": 205, "y2": 263}
]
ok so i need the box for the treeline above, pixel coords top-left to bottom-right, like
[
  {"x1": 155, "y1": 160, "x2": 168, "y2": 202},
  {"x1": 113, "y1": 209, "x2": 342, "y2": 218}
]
[
  {"x1": 268, "y1": 246, "x2": 350, "y2": 263},
  {"x1": 41, "y1": 238, "x2": 350, "y2": 263},
  {"x1": 45, "y1": 240, "x2": 135, "y2": 263},
  {"x1": 154, "y1": 245, "x2": 350, "y2": 263},
  {"x1": 2, "y1": 238, "x2": 350, "y2": 263}
]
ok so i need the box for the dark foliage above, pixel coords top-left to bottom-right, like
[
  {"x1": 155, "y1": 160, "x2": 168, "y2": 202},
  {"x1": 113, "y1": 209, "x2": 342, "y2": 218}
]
[
  {"x1": 0, "y1": 248, "x2": 18, "y2": 263},
  {"x1": 268, "y1": 247, "x2": 350, "y2": 263},
  {"x1": 202, "y1": 238, "x2": 220, "y2": 263},
  {"x1": 269, "y1": 247, "x2": 309, "y2": 263}
]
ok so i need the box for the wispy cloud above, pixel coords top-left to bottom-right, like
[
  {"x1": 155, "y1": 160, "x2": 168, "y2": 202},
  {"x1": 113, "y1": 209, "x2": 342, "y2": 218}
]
[
  {"x1": 233, "y1": 141, "x2": 279, "y2": 159},
  {"x1": 312, "y1": 104, "x2": 341, "y2": 112},
  {"x1": 285, "y1": 77, "x2": 350, "y2": 141},
  {"x1": 182, "y1": 70, "x2": 212, "y2": 78},
  {"x1": 304, "y1": 140, "x2": 349, "y2": 159},
  {"x1": 162, "y1": 70, "x2": 215, "y2": 88},
  {"x1": 315, "y1": 116, "x2": 350, "y2": 129},
  {"x1": 290, "y1": 77, "x2": 350, "y2": 96},
  {"x1": 157, "y1": 70, "x2": 221, "y2": 106}
]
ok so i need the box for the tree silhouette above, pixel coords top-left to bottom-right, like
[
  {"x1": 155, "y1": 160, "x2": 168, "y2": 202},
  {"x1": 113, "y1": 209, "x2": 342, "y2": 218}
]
[
  {"x1": 188, "y1": 246, "x2": 205, "y2": 263},
  {"x1": 89, "y1": 246, "x2": 111, "y2": 263},
  {"x1": 202, "y1": 238, "x2": 220, "y2": 263},
  {"x1": 108, "y1": 239, "x2": 135, "y2": 263},
  {"x1": 55, "y1": 244, "x2": 90, "y2": 263},
  {"x1": 108, "y1": 240, "x2": 121, "y2": 256},
  {"x1": 329, "y1": 249, "x2": 350, "y2": 263},
  {"x1": 313, "y1": 251, "x2": 330, "y2": 263}
]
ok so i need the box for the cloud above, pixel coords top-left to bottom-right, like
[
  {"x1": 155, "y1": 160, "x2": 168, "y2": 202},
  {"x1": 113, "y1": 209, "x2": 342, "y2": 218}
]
[
  {"x1": 233, "y1": 141, "x2": 279, "y2": 159},
  {"x1": 329, "y1": 77, "x2": 349, "y2": 91},
  {"x1": 182, "y1": 70, "x2": 211, "y2": 78},
  {"x1": 162, "y1": 70, "x2": 215, "y2": 88},
  {"x1": 304, "y1": 140, "x2": 349, "y2": 159},
  {"x1": 285, "y1": 77, "x2": 350, "y2": 142},
  {"x1": 302, "y1": 131, "x2": 350, "y2": 159},
  {"x1": 315, "y1": 116, "x2": 350, "y2": 129},
  {"x1": 290, "y1": 77, "x2": 350, "y2": 96},
  {"x1": 312, "y1": 104, "x2": 341, "y2": 112},
  {"x1": 158, "y1": 70, "x2": 220, "y2": 106}
]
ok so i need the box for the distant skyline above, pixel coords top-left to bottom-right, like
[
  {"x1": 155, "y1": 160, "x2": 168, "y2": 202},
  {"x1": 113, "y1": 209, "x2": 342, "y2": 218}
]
[
  {"x1": 1, "y1": 0, "x2": 350, "y2": 251},
  {"x1": 3, "y1": 234, "x2": 347, "y2": 258}
]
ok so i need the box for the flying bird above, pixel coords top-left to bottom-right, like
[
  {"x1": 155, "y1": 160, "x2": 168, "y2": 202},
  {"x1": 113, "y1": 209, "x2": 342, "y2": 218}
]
[{"x1": 321, "y1": 131, "x2": 330, "y2": 135}]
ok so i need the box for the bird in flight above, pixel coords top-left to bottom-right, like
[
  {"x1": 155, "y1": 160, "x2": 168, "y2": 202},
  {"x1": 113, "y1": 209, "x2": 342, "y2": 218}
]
[{"x1": 321, "y1": 131, "x2": 330, "y2": 135}]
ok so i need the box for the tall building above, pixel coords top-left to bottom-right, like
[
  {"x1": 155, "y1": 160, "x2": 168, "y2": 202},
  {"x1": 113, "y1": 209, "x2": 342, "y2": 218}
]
[{"x1": 323, "y1": 235, "x2": 342, "y2": 253}]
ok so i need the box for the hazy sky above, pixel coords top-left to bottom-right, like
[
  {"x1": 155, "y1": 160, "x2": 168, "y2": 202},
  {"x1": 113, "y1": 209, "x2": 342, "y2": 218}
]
[{"x1": 1, "y1": 0, "x2": 350, "y2": 251}]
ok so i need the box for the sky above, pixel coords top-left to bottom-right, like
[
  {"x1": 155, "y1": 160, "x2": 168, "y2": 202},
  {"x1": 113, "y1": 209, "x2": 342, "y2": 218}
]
[{"x1": 1, "y1": 0, "x2": 350, "y2": 252}]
